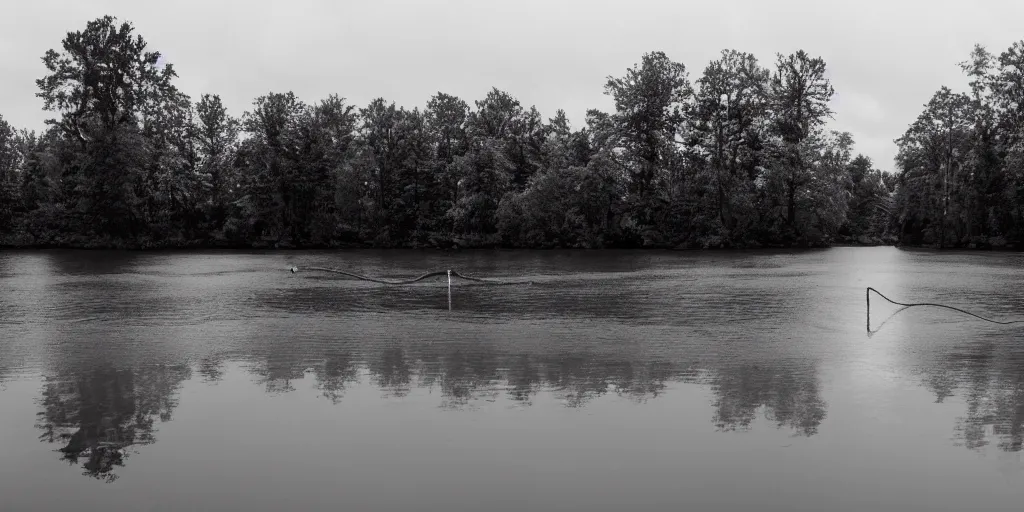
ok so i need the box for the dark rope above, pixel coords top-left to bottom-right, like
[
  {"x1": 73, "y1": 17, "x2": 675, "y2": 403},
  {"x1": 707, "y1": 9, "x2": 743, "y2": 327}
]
[
  {"x1": 449, "y1": 270, "x2": 533, "y2": 286},
  {"x1": 292, "y1": 266, "x2": 534, "y2": 286},
  {"x1": 300, "y1": 267, "x2": 445, "y2": 285},
  {"x1": 867, "y1": 287, "x2": 1024, "y2": 326}
]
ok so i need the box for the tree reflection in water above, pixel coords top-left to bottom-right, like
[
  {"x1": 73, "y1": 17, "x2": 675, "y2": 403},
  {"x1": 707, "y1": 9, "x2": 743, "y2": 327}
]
[
  {"x1": 368, "y1": 347, "x2": 413, "y2": 398},
  {"x1": 34, "y1": 365, "x2": 192, "y2": 482},
  {"x1": 921, "y1": 341, "x2": 1024, "y2": 453},
  {"x1": 313, "y1": 351, "x2": 360, "y2": 404},
  {"x1": 355, "y1": 343, "x2": 827, "y2": 432},
  {"x1": 246, "y1": 354, "x2": 306, "y2": 394},
  {"x1": 198, "y1": 355, "x2": 226, "y2": 384},
  {"x1": 709, "y1": 362, "x2": 827, "y2": 436},
  {"x1": 30, "y1": 342, "x2": 831, "y2": 483}
]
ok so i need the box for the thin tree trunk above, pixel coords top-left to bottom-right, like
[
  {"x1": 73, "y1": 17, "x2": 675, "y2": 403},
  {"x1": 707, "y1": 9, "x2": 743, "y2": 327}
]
[{"x1": 941, "y1": 106, "x2": 951, "y2": 250}]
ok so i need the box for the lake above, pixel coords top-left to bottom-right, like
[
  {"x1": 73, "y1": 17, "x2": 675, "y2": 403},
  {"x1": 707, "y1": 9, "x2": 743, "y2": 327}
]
[{"x1": 1, "y1": 247, "x2": 1023, "y2": 511}]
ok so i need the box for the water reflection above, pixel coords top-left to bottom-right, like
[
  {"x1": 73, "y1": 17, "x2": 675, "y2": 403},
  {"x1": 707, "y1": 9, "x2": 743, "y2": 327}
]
[
  {"x1": 920, "y1": 338, "x2": 1024, "y2": 453},
  {"x1": 435, "y1": 348, "x2": 502, "y2": 409},
  {"x1": 313, "y1": 350, "x2": 360, "y2": 404},
  {"x1": 197, "y1": 355, "x2": 227, "y2": 384},
  {"x1": 368, "y1": 347, "x2": 413, "y2": 398},
  {"x1": 710, "y1": 362, "x2": 827, "y2": 436},
  {"x1": 246, "y1": 354, "x2": 307, "y2": 394},
  {"x1": 34, "y1": 364, "x2": 191, "y2": 482},
  {"x1": 10, "y1": 247, "x2": 1021, "y2": 500},
  {"x1": 26, "y1": 340, "x2": 829, "y2": 483},
  {"x1": 235, "y1": 342, "x2": 827, "y2": 432},
  {"x1": 540, "y1": 354, "x2": 678, "y2": 408}
]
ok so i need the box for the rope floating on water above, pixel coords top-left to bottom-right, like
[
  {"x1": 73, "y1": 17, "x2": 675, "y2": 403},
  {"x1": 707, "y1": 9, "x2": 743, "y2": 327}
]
[
  {"x1": 866, "y1": 287, "x2": 1024, "y2": 330},
  {"x1": 289, "y1": 266, "x2": 534, "y2": 286}
]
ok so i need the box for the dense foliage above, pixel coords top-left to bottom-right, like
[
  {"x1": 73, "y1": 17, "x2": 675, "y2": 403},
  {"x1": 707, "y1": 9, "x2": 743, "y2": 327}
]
[
  {"x1": 892, "y1": 44, "x2": 1024, "y2": 249},
  {"x1": 1, "y1": 16, "x2": 903, "y2": 249}
]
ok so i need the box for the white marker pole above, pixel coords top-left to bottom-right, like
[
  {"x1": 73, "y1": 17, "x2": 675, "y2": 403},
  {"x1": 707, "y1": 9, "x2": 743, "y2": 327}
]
[{"x1": 447, "y1": 269, "x2": 452, "y2": 311}]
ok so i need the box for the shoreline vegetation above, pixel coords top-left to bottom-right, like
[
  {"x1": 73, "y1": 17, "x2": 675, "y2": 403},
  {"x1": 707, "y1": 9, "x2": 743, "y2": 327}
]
[
  {"x1": 3, "y1": 17, "x2": 1024, "y2": 252},
  {"x1": 0, "y1": 236, "x2": 957, "y2": 251}
]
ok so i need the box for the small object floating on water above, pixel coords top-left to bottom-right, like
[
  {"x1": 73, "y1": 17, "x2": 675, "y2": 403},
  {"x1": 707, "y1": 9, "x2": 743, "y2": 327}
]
[{"x1": 290, "y1": 266, "x2": 298, "y2": 273}]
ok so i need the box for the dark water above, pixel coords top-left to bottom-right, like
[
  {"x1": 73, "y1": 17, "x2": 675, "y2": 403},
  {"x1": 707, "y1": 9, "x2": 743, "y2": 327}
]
[{"x1": 1, "y1": 247, "x2": 1023, "y2": 511}]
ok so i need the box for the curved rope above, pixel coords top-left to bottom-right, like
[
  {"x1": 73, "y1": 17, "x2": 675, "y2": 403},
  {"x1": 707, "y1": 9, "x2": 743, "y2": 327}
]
[
  {"x1": 299, "y1": 267, "x2": 446, "y2": 285},
  {"x1": 867, "y1": 287, "x2": 1024, "y2": 325},
  {"x1": 292, "y1": 266, "x2": 534, "y2": 286},
  {"x1": 448, "y1": 270, "x2": 533, "y2": 286}
]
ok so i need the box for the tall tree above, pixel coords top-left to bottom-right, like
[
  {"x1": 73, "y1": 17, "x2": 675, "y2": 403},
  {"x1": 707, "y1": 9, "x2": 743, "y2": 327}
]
[
  {"x1": 425, "y1": 92, "x2": 471, "y2": 237},
  {"x1": 988, "y1": 42, "x2": 1024, "y2": 239},
  {"x1": 467, "y1": 88, "x2": 544, "y2": 190},
  {"x1": 894, "y1": 87, "x2": 972, "y2": 247},
  {"x1": 357, "y1": 98, "x2": 404, "y2": 243},
  {"x1": 139, "y1": 88, "x2": 196, "y2": 237},
  {"x1": 956, "y1": 45, "x2": 1004, "y2": 242},
  {"x1": 393, "y1": 107, "x2": 435, "y2": 240},
  {"x1": 239, "y1": 91, "x2": 308, "y2": 242},
  {"x1": 305, "y1": 94, "x2": 359, "y2": 243},
  {"x1": 689, "y1": 50, "x2": 771, "y2": 243},
  {"x1": 193, "y1": 94, "x2": 240, "y2": 231},
  {"x1": 449, "y1": 136, "x2": 514, "y2": 240},
  {"x1": 35, "y1": 15, "x2": 181, "y2": 238},
  {"x1": 0, "y1": 115, "x2": 21, "y2": 231},
  {"x1": 603, "y1": 51, "x2": 692, "y2": 232},
  {"x1": 766, "y1": 50, "x2": 835, "y2": 238}
]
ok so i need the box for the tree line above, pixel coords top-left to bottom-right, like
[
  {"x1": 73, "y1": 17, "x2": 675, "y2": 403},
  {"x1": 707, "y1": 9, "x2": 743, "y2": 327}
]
[
  {"x1": 1, "y1": 14, "x2": 972, "y2": 250},
  {"x1": 893, "y1": 44, "x2": 1024, "y2": 249}
]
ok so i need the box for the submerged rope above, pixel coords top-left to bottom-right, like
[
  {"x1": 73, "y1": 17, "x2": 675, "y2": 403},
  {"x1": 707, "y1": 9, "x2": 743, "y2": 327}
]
[
  {"x1": 867, "y1": 287, "x2": 1024, "y2": 326},
  {"x1": 290, "y1": 266, "x2": 534, "y2": 286}
]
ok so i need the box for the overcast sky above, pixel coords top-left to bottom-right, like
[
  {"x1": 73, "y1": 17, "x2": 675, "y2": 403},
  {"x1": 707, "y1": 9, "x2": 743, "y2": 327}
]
[{"x1": 3, "y1": 0, "x2": 1023, "y2": 171}]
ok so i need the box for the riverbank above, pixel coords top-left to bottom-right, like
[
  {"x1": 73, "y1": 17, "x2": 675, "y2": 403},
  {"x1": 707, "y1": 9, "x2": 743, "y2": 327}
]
[
  {"x1": 0, "y1": 234, "x2": 889, "y2": 251},
  {"x1": 4, "y1": 231, "x2": 1021, "y2": 251}
]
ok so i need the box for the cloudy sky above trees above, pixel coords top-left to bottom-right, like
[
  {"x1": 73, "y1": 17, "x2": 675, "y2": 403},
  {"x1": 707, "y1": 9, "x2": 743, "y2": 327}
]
[{"x1": 2, "y1": 0, "x2": 1022, "y2": 171}]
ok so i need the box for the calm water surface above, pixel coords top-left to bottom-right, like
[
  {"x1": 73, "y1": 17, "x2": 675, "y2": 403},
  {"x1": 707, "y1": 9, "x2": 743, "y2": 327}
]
[{"x1": 1, "y1": 247, "x2": 1023, "y2": 511}]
